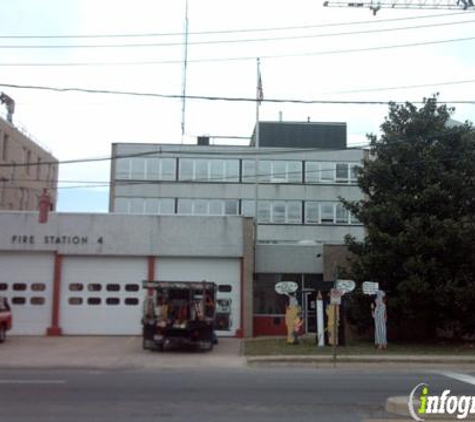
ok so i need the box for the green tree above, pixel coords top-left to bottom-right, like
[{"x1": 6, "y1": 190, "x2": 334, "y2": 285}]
[{"x1": 343, "y1": 95, "x2": 475, "y2": 340}]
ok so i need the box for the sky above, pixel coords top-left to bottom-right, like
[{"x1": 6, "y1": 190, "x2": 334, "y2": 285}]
[{"x1": 0, "y1": 0, "x2": 474, "y2": 212}]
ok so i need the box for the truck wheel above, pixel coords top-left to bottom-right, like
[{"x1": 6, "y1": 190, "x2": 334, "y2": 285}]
[{"x1": 0, "y1": 325, "x2": 6, "y2": 343}]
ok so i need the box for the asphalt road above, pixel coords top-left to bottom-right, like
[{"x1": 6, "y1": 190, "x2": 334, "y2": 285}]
[{"x1": 1, "y1": 367, "x2": 475, "y2": 422}]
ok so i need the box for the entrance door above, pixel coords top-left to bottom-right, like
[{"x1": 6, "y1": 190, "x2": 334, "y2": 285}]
[{"x1": 304, "y1": 291, "x2": 316, "y2": 333}]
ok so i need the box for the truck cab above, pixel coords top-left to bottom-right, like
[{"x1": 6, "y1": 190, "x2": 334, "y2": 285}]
[{"x1": 142, "y1": 281, "x2": 217, "y2": 352}]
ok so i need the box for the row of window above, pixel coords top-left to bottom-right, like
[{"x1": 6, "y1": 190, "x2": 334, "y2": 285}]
[
  {"x1": 115, "y1": 157, "x2": 359, "y2": 184},
  {"x1": 68, "y1": 297, "x2": 140, "y2": 306},
  {"x1": 8, "y1": 297, "x2": 46, "y2": 305},
  {"x1": 115, "y1": 198, "x2": 360, "y2": 225},
  {"x1": 0, "y1": 283, "x2": 46, "y2": 291},
  {"x1": 69, "y1": 283, "x2": 140, "y2": 292}
]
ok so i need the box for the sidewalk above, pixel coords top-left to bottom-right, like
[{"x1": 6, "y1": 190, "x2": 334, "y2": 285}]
[{"x1": 0, "y1": 336, "x2": 246, "y2": 369}]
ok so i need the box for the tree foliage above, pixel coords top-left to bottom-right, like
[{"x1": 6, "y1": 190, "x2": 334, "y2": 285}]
[{"x1": 343, "y1": 95, "x2": 475, "y2": 339}]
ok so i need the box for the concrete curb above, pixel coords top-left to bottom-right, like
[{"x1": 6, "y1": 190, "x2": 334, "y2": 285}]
[{"x1": 246, "y1": 355, "x2": 475, "y2": 366}]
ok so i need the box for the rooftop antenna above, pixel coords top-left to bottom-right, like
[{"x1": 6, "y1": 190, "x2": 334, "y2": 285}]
[{"x1": 181, "y1": 0, "x2": 189, "y2": 144}]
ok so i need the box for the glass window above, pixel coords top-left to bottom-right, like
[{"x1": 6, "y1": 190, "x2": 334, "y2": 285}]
[
  {"x1": 13, "y1": 283, "x2": 27, "y2": 291},
  {"x1": 350, "y1": 164, "x2": 359, "y2": 183},
  {"x1": 320, "y1": 203, "x2": 335, "y2": 224},
  {"x1": 115, "y1": 198, "x2": 128, "y2": 213},
  {"x1": 179, "y1": 159, "x2": 193, "y2": 181},
  {"x1": 0, "y1": 283, "x2": 7, "y2": 291},
  {"x1": 88, "y1": 298, "x2": 101, "y2": 305},
  {"x1": 305, "y1": 202, "x2": 319, "y2": 224},
  {"x1": 106, "y1": 284, "x2": 120, "y2": 292},
  {"x1": 195, "y1": 159, "x2": 208, "y2": 181},
  {"x1": 254, "y1": 274, "x2": 302, "y2": 315},
  {"x1": 225, "y1": 160, "x2": 239, "y2": 182},
  {"x1": 272, "y1": 201, "x2": 286, "y2": 223},
  {"x1": 69, "y1": 297, "x2": 83, "y2": 305},
  {"x1": 31, "y1": 297, "x2": 45, "y2": 305},
  {"x1": 258, "y1": 201, "x2": 271, "y2": 223},
  {"x1": 125, "y1": 284, "x2": 139, "y2": 292},
  {"x1": 209, "y1": 200, "x2": 223, "y2": 215},
  {"x1": 160, "y1": 198, "x2": 175, "y2": 215},
  {"x1": 271, "y1": 161, "x2": 286, "y2": 182},
  {"x1": 218, "y1": 285, "x2": 233, "y2": 293},
  {"x1": 129, "y1": 198, "x2": 144, "y2": 214},
  {"x1": 69, "y1": 283, "x2": 84, "y2": 292},
  {"x1": 259, "y1": 161, "x2": 271, "y2": 182},
  {"x1": 336, "y1": 203, "x2": 349, "y2": 224},
  {"x1": 210, "y1": 160, "x2": 224, "y2": 181},
  {"x1": 31, "y1": 283, "x2": 46, "y2": 291},
  {"x1": 241, "y1": 200, "x2": 255, "y2": 217},
  {"x1": 305, "y1": 162, "x2": 319, "y2": 183},
  {"x1": 161, "y1": 158, "x2": 176, "y2": 180},
  {"x1": 224, "y1": 200, "x2": 238, "y2": 215},
  {"x1": 287, "y1": 161, "x2": 302, "y2": 183},
  {"x1": 146, "y1": 157, "x2": 160, "y2": 179},
  {"x1": 320, "y1": 162, "x2": 335, "y2": 182},
  {"x1": 194, "y1": 199, "x2": 208, "y2": 215},
  {"x1": 130, "y1": 158, "x2": 145, "y2": 179},
  {"x1": 287, "y1": 202, "x2": 302, "y2": 224},
  {"x1": 106, "y1": 298, "x2": 120, "y2": 305},
  {"x1": 116, "y1": 158, "x2": 130, "y2": 179},
  {"x1": 242, "y1": 160, "x2": 256, "y2": 182},
  {"x1": 144, "y1": 198, "x2": 159, "y2": 214},
  {"x1": 178, "y1": 199, "x2": 192, "y2": 215},
  {"x1": 350, "y1": 212, "x2": 361, "y2": 225},
  {"x1": 336, "y1": 163, "x2": 349, "y2": 182},
  {"x1": 88, "y1": 283, "x2": 102, "y2": 292},
  {"x1": 125, "y1": 298, "x2": 139, "y2": 305},
  {"x1": 12, "y1": 297, "x2": 26, "y2": 305}
]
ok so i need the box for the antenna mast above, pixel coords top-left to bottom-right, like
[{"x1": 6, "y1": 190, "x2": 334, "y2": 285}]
[{"x1": 181, "y1": 0, "x2": 189, "y2": 143}]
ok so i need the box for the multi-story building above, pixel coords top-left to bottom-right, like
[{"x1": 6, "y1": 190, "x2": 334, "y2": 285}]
[
  {"x1": 109, "y1": 121, "x2": 366, "y2": 335},
  {"x1": 0, "y1": 114, "x2": 58, "y2": 210}
]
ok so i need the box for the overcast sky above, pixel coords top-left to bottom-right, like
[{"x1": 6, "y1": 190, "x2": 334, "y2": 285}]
[{"x1": 0, "y1": 0, "x2": 474, "y2": 212}]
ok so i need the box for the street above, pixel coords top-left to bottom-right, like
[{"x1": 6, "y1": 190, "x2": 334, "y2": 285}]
[{"x1": 1, "y1": 366, "x2": 475, "y2": 422}]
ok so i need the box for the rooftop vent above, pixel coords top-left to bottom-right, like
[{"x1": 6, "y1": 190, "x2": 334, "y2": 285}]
[{"x1": 197, "y1": 136, "x2": 210, "y2": 146}]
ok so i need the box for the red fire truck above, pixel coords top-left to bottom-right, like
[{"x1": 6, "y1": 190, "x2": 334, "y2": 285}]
[{"x1": 0, "y1": 297, "x2": 12, "y2": 343}]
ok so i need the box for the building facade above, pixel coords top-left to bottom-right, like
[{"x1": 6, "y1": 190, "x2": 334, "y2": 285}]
[
  {"x1": 109, "y1": 122, "x2": 366, "y2": 335},
  {"x1": 0, "y1": 114, "x2": 58, "y2": 211},
  {"x1": 0, "y1": 212, "x2": 254, "y2": 337}
]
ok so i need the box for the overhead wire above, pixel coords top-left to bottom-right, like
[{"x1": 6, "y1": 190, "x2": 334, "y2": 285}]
[
  {"x1": 0, "y1": 11, "x2": 469, "y2": 39},
  {"x1": 1, "y1": 35, "x2": 475, "y2": 66},
  {"x1": 1, "y1": 82, "x2": 475, "y2": 105},
  {"x1": 0, "y1": 18, "x2": 474, "y2": 49}
]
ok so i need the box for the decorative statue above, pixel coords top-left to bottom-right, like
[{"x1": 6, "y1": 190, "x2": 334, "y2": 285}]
[
  {"x1": 285, "y1": 297, "x2": 301, "y2": 345},
  {"x1": 326, "y1": 304, "x2": 340, "y2": 346},
  {"x1": 372, "y1": 290, "x2": 387, "y2": 350}
]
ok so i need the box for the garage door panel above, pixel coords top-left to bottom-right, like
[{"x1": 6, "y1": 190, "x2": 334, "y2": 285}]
[
  {"x1": 156, "y1": 258, "x2": 241, "y2": 337},
  {"x1": 60, "y1": 257, "x2": 146, "y2": 335},
  {"x1": 0, "y1": 253, "x2": 54, "y2": 335}
]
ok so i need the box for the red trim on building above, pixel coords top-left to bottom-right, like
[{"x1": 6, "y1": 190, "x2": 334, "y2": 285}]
[
  {"x1": 253, "y1": 315, "x2": 287, "y2": 337},
  {"x1": 235, "y1": 257, "x2": 245, "y2": 338},
  {"x1": 47, "y1": 253, "x2": 63, "y2": 336}
]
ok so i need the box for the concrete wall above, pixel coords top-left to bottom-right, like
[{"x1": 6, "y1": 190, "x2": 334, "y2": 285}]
[
  {"x1": 0, "y1": 212, "x2": 245, "y2": 257},
  {"x1": 0, "y1": 116, "x2": 58, "y2": 210},
  {"x1": 256, "y1": 243, "x2": 323, "y2": 273}
]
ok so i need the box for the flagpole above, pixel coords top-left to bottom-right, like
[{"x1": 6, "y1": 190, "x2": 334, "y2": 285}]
[{"x1": 254, "y1": 58, "x2": 261, "y2": 231}]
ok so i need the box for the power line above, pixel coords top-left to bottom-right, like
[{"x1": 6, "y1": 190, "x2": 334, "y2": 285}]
[
  {"x1": 1, "y1": 82, "x2": 475, "y2": 106},
  {"x1": 1, "y1": 35, "x2": 475, "y2": 66},
  {"x1": 1, "y1": 18, "x2": 473, "y2": 49},
  {"x1": 0, "y1": 11, "x2": 468, "y2": 39}
]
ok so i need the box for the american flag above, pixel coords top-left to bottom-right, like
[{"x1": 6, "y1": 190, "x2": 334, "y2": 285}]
[{"x1": 257, "y1": 67, "x2": 263, "y2": 104}]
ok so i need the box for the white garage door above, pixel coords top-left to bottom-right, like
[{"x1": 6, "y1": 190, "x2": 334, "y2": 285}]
[
  {"x1": 0, "y1": 253, "x2": 54, "y2": 335},
  {"x1": 156, "y1": 258, "x2": 241, "y2": 337},
  {"x1": 60, "y1": 256, "x2": 147, "y2": 335}
]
